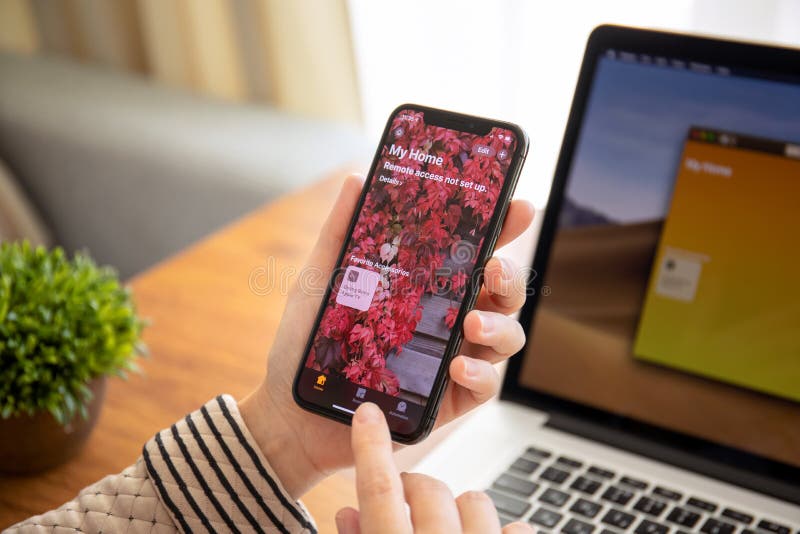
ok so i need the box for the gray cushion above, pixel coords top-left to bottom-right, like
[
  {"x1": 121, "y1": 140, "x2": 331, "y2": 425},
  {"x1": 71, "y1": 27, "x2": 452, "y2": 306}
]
[
  {"x1": 0, "y1": 157, "x2": 51, "y2": 246},
  {"x1": 0, "y1": 52, "x2": 369, "y2": 278}
]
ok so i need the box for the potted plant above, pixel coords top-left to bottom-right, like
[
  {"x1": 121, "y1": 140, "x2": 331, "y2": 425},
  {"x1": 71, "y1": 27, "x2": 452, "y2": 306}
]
[{"x1": 0, "y1": 241, "x2": 146, "y2": 473}]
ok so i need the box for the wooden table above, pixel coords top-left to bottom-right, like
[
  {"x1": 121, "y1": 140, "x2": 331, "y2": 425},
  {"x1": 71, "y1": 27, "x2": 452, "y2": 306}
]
[{"x1": 0, "y1": 171, "x2": 459, "y2": 532}]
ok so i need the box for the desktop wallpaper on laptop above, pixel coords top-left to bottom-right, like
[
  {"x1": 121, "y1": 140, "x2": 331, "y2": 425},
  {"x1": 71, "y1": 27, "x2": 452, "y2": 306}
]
[{"x1": 520, "y1": 54, "x2": 800, "y2": 467}]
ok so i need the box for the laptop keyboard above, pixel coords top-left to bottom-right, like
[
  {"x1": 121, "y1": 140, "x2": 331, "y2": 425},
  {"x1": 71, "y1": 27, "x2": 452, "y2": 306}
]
[{"x1": 486, "y1": 444, "x2": 798, "y2": 534}]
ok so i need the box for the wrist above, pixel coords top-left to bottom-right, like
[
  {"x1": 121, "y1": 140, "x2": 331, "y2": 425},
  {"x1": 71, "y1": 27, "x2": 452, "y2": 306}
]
[{"x1": 238, "y1": 385, "x2": 326, "y2": 499}]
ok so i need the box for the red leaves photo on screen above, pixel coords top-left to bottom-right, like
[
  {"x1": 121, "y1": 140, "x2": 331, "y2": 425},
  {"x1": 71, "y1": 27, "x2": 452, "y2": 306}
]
[{"x1": 306, "y1": 110, "x2": 516, "y2": 399}]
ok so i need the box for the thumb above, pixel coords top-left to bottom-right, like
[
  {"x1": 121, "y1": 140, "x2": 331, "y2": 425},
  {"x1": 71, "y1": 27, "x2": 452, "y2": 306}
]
[
  {"x1": 301, "y1": 174, "x2": 365, "y2": 292},
  {"x1": 335, "y1": 506, "x2": 361, "y2": 534},
  {"x1": 281, "y1": 173, "x2": 364, "y2": 332}
]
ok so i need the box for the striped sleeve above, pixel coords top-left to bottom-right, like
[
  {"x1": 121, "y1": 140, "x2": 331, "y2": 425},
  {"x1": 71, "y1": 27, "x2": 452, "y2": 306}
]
[{"x1": 142, "y1": 395, "x2": 317, "y2": 534}]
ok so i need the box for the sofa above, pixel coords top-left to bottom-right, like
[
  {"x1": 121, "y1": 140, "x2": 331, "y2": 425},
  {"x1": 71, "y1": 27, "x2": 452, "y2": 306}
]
[{"x1": 0, "y1": 52, "x2": 370, "y2": 278}]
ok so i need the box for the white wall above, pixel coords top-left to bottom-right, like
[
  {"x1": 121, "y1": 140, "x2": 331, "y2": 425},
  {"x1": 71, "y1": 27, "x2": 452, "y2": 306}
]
[{"x1": 349, "y1": 0, "x2": 800, "y2": 207}]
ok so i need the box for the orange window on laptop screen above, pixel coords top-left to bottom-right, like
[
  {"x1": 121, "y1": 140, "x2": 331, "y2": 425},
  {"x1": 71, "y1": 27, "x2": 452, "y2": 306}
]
[{"x1": 634, "y1": 128, "x2": 800, "y2": 402}]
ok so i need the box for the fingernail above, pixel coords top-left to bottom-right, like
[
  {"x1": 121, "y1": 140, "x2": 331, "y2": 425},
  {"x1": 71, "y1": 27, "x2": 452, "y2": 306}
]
[
  {"x1": 334, "y1": 510, "x2": 346, "y2": 532},
  {"x1": 463, "y1": 358, "x2": 478, "y2": 378},
  {"x1": 479, "y1": 311, "x2": 495, "y2": 334},
  {"x1": 499, "y1": 257, "x2": 514, "y2": 281},
  {"x1": 355, "y1": 402, "x2": 381, "y2": 423},
  {"x1": 506, "y1": 522, "x2": 536, "y2": 533}
]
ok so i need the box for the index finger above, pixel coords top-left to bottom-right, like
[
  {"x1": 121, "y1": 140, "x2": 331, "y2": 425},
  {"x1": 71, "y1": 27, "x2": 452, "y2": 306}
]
[{"x1": 351, "y1": 403, "x2": 410, "y2": 534}]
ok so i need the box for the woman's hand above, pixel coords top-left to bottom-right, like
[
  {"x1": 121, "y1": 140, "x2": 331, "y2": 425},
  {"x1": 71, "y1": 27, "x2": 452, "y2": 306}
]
[
  {"x1": 239, "y1": 175, "x2": 534, "y2": 498},
  {"x1": 335, "y1": 402, "x2": 534, "y2": 534}
]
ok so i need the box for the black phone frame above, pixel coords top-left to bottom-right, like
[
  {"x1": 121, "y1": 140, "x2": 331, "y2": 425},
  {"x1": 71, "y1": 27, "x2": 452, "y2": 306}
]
[{"x1": 293, "y1": 103, "x2": 529, "y2": 443}]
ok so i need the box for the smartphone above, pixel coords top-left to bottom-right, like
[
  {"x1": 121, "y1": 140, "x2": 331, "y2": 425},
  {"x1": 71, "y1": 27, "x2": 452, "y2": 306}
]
[{"x1": 293, "y1": 104, "x2": 528, "y2": 443}]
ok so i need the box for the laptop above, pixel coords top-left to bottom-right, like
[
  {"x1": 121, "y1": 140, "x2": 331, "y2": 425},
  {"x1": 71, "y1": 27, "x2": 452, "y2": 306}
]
[{"x1": 415, "y1": 25, "x2": 800, "y2": 532}]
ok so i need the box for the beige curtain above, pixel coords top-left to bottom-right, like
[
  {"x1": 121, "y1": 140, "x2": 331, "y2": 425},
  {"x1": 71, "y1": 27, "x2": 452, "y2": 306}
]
[{"x1": 0, "y1": 0, "x2": 362, "y2": 124}]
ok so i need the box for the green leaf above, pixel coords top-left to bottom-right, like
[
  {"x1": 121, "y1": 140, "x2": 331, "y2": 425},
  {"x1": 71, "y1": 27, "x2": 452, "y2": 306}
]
[{"x1": 0, "y1": 240, "x2": 147, "y2": 425}]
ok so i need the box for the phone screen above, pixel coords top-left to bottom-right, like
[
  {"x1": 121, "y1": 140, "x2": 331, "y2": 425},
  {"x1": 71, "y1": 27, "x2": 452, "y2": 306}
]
[{"x1": 295, "y1": 107, "x2": 521, "y2": 437}]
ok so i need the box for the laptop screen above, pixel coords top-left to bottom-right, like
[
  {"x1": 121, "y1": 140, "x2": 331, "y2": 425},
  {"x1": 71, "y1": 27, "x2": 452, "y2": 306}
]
[{"x1": 518, "y1": 49, "x2": 800, "y2": 469}]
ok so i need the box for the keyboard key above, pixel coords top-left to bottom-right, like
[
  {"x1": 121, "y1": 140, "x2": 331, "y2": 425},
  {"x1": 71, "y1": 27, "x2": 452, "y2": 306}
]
[
  {"x1": 620, "y1": 476, "x2": 648, "y2": 490},
  {"x1": 527, "y1": 446, "x2": 553, "y2": 458},
  {"x1": 486, "y1": 489, "x2": 531, "y2": 518},
  {"x1": 540, "y1": 487, "x2": 571, "y2": 508},
  {"x1": 757, "y1": 519, "x2": 791, "y2": 534},
  {"x1": 652, "y1": 486, "x2": 682, "y2": 501},
  {"x1": 494, "y1": 473, "x2": 539, "y2": 497},
  {"x1": 562, "y1": 518, "x2": 595, "y2": 534},
  {"x1": 633, "y1": 496, "x2": 667, "y2": 517},
  {"x1": 601, "y1": 486, "x2": 634, "y2": 506},
  {"x1": 557, "y1": 456, "x2": 584, "y2": 469},
  {"x1": 588, "y1": 466, "x2": 615, "y2": 479},
  {"x1": 570, "y1": 476, "x2": 602, "y2": 495},
  {"x1": 570, "y1": 498, "x2": 602, "y2": 518},
  {"x1": 635, "y1": 519, "x2": 669, "y2": 534},
  {"x1": 721, "y1": 508, "x2": 753, "y2": 524},
  {"x1": 511, "y1": 457, "x2": 541, "y2": 474},
  {"x1": 601, "y1": 508, "x2": 636, "y2": 529},
  {"x1": 530, "y1": 507, "x2": 564, "y2": 528},
  {"x1": 686, "y1": 496, "x2": 718, "y2": 513},
  {"x1": 540, "y1": 466, "x2": 570, "y2": 484},
  {"x1": 700, "y1": 518, "x2": 736, "y2": 534},
  {"x1": 741, "y1": 529, "x2": 757, "y2": 534},
  {"x1": 601, "y1": 530, "x2": 618, "y2": 534},
  {"x1": 666, "y1": 507, "x2": 701, "y2": 528}
]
